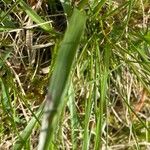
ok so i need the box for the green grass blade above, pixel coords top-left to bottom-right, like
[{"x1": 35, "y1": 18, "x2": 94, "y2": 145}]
[
  {"x1": 144, "y1": 32, "x2": 150, "y2": 45},
  {"x1": 67, "y1": 83, "x2": 79, "y2": 150},
  {"x1": 94, "y1": 43, "x2": 111, "y2": 149},
  {"x1": 92, "y1": 0, "x2": 107, "y2": 17},
  {"x1": 0, "y1": 79, "x2": 11, "y2": 113},
  {"x1": 82, "y1": 44, "x2": 95, "y2": 150},
  {"x1": 19, "y1": 0, "x2": 53, "y2": 33},
  {"x1": 0, "y1": 0, "x2": 21, "y2": 22},
  {"x1": 13, "y1": 103, "x2": 44, "y2": 150},
  {"x1": 38, "y1": 8, "x2": 86, "y2": 150},
  {"x1": 60, "y1": 0, "x2": 73, "y2": 16}
]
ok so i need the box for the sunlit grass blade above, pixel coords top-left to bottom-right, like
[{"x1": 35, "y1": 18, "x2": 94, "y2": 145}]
[
  {"x1": 38, "y1": 8, "x2": 86, "y2": 150},
  {"x1": 19, "y1": 0, "x2": 53, "y2": 33}
]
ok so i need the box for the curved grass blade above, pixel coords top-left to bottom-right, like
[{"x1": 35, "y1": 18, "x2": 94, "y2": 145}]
[{"x1": 38, "y1": 8, "x2": 86, "y2": 150}]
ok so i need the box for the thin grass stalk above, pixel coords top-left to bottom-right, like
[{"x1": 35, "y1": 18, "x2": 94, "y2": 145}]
[
  {"x1": 94, "y1": 43, "x2": 111, "y2": 149},
  {"x1": 67, "y1": 82, "x2": 79, "y2": 150},
  {"x1": 117, "y1": 0, "x2": 135, "y2": 40},
  {"x1": 0, "y1": 0, "x2": 21, "y2": 23},
  {"x1": 131, "y1": 124, "x2": 140, "y2": 149},
  {"x1": 92, "y1": 0, "x2": 107, "y2": 18},
  {"x1": 82, "y1": 51, "x2": 94, "y2": 150}
]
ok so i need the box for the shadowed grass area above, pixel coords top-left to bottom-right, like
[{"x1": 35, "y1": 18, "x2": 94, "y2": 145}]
[{"x1": 0, "y1": 0, "x2": 150, "y2": 149}]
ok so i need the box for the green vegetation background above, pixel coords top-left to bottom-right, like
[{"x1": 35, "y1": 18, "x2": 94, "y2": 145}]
[{"x1": 0, "y1": 0, "x2": 150, "y2": 149}]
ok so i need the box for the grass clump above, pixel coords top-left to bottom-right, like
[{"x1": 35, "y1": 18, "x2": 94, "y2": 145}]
[{"x1": 0, "y1": 0, "x2": 150, "y2": 149}]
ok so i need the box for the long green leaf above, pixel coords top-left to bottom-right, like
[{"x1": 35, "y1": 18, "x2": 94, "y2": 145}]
[{"x1": 38, "y1": 8, "x2": 86, "y2": 150}]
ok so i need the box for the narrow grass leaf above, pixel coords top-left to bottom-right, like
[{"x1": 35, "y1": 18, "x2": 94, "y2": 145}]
[
  {"x1": 0, "y1": 79, "x2": 11, "y2": 113},
  {"x1": 95, "y1": 43, "x2": 111, "y2": 149},
  {"x1": 82, "y1": 45, "x2": 94, "y2": 150},
  {"x1": 67, "y1": 83, "x2": 79, "y2": 150},
  {"x1": 13, "y1": 103, "x2": 44, "y2": 150},
  {"x1": 19, "y1": 0, "x2": 53, "y2": 33},
  {"x1": 92, "y1": 0, "x2": 106, "y2": 17}
]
